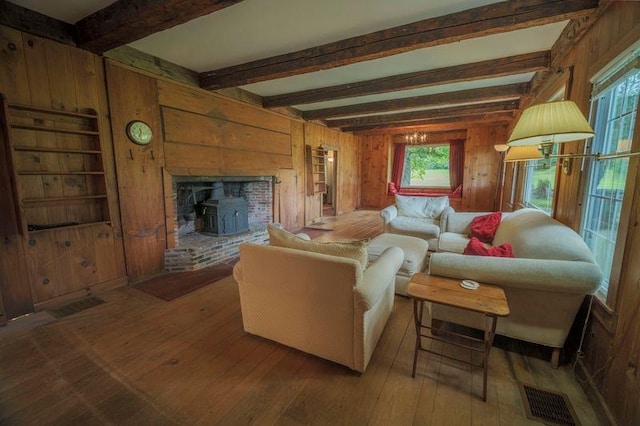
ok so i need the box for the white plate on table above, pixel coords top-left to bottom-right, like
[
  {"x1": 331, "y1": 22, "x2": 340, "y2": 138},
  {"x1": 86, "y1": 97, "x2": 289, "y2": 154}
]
[{"x1": 460, "y1": 279, "x2": 479, "y2": 290}]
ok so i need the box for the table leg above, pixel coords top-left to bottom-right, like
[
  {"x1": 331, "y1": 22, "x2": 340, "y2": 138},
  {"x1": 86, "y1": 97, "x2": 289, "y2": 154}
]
[
  {"x1": 412, "y1": 299, "x2": 424, "y2": 378},
  {"x1": 482, "y1": 314, "x2": 498, "y2": 401}
]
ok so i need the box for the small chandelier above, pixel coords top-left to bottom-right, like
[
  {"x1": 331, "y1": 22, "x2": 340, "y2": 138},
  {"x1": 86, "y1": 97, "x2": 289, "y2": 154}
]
[{"x1": 405, "y1": 132, "x2": 428, "y2": 144}]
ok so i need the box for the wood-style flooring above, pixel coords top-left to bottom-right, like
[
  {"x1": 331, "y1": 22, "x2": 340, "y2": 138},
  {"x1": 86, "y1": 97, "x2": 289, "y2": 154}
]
[{"x1": 0, "y1": 210, "x2": 601, "y2": 425}]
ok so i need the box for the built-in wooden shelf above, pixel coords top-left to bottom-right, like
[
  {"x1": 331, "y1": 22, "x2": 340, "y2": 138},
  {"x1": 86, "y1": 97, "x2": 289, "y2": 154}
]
[
  {"x1": 305, "y1": 145, "x2": 327, "y2": 195},
  {"x1": 13, "y1": 145, "x2": 102, "y2": 155},
  {"x1": 1, "y1": 97, "x2": 112, "y2": 234}
]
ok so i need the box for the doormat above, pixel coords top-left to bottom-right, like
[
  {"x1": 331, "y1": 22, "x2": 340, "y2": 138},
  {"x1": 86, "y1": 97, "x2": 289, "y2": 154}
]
[
  {"x1": 48, "y1": 296, "x2": 105, "y2": 319},
  {"x1": 519, "y1": 383, "x2": 580, "y2": 426},
  {"x1": 135, "y1": 262, "x2": 235, "y2": 301}
]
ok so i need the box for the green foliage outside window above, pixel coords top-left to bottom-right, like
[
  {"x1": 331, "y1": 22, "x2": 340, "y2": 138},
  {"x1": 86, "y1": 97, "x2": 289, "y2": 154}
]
[{"x1": 401, "y1": 145, "x2": 450, "y2": 188}]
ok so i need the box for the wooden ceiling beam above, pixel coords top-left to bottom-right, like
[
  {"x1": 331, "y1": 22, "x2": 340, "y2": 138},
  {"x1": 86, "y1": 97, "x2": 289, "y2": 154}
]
[
  {"x1": 76, "y1": 0, "x2": 245, "y2": 54},
  {"x1": 302, "y1": 82, "x2": 530, "y2": 120},
  {"x1": 199, "y1": 0, "x2": 597, "y2": 90},
  {"x1": 528, "y1": 0, "x2": 612, "y2": 106},
  {"x1": 264, "y1": 51, "x2": 549, "y2": 108},
  {"x1": 343, "y1": 112, "x2": 516, "y2": 133},
  {"x1": 0, "y1": 1, "x2": 76, "y2": 46},
  {"x1": 327, "y1": 100, "x2": 519, "y2": 129}
]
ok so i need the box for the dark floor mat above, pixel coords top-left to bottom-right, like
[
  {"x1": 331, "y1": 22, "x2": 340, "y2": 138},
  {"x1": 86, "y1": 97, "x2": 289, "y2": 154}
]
[
  {"x1": 520, "y1": 383, "x2": 580, "y2": 426},
  {"x1": 134, "y1": 262, "x2": 235, "y2": 301},
  {"x1": 48, "y1": 296, "x2": 106, "y2": 319}
]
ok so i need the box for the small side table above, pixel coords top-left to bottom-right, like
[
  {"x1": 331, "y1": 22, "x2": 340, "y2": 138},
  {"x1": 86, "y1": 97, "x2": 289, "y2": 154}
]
[{"x1": 407, "y1": 273, "x2": 510, "y2": 401}]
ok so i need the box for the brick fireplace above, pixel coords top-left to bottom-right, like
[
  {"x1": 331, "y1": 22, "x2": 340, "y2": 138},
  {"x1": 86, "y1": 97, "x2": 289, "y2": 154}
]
[{"x1": 164, "y1": 176, "x2": 274, "y2": 272}]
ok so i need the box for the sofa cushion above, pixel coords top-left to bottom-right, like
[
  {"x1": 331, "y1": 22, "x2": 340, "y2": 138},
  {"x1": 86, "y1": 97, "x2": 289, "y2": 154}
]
[
  {"x1": 368, "y1": 233, "x2": 429, "y2": 277},
  {"x1": 424, "y1": 196, "x2": 450, "y2": 218},
  {"x1": 493, "y1": 208, "x2": 596, "y2": 262},
  {"x1": 468, "y1": 212, "x2": 502, "y2": 243},
  {"x1": 268, "y1": 224, "x2": 369, "y2": 269},
  {"x1": 463, "y1": 236, "x2": 514, "y2": 257},
  {"x1": 388, "y1": 216, "x2": 441, "y2": 239},
  {"x1": 395, "y1": 194, "x2": 428, "y2": 217},
  {"x1": 438, "y1": 232, "x2": 470, "y2": 253},
  {"x1": 395, "y1": 194, "x2": 449, "y2": 219}
]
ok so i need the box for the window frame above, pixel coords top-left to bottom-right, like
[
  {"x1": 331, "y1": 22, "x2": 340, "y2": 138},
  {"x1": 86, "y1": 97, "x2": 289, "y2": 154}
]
[{"x1": 580, "y1": 61, "x2": 640, "y2": 310}]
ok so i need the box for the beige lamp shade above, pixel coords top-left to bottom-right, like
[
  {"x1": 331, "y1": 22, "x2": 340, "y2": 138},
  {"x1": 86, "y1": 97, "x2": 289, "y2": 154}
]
[
  {"x1": 507, "y1": 100, "x2": 595, "y2": 147},
  {"x1": 494, "y1": 144, "x2": 509, "y2": 152},
  {"x1": 504, "y1": 145, "x2": 543, "y2": 162}
]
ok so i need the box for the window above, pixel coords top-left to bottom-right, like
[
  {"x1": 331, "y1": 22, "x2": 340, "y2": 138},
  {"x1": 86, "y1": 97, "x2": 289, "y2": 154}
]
[
  {"x1": 522, "y1": 89, "x2": 565, "y2": 215},
  {"x1": 522, "y1": 145, "x2": 558, "y2": 215},
  {"x1": 581, "y1": 58, "x2": 639, "y2": 303},
  {"x1": 401, "y1": 144, "x2": 450, "y2": 188}
]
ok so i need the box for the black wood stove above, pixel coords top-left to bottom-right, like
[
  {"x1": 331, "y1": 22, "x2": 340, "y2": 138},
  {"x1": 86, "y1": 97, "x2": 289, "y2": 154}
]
[{"x1": 201, "y1": 182, "x2": 249, "y2": 236}]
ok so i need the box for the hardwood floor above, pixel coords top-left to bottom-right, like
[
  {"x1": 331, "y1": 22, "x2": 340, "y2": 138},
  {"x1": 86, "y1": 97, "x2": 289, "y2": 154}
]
[{"x1": 0, "y1": 210, "x2": 601, "y2": 425}]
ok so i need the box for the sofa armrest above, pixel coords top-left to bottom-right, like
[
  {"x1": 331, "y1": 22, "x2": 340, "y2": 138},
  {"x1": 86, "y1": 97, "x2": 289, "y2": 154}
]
[
  {"x1": 429, "y1": 252, "x2": 602, "y2": 294},
  {"x1": 380, "y1": 205, "x2": 398, "y2": 224},
  {"x1": 356, "y1": 246, "x2": 403, "y2": 310},
  {"x1": 232, "y1": 261, "x2": 243, "y2": 283},
  {"x1": 438, "y1": 206, "x2": 455, "y2": 230}
]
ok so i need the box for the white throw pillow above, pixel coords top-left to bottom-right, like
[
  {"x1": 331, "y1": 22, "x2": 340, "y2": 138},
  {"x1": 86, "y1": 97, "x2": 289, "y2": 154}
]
[
  {"x1": 424, "y1": 196, "x2": 449, "y2": 219},
  {"x1": 395, "y1": 194, "x2": 428, "y2": 217}
]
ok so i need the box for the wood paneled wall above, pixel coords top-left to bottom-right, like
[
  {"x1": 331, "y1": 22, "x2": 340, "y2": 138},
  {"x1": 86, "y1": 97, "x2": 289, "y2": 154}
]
[
  {"x1": 0, "y1": 26, "x2": 126, "y2": 315},
  {"x1": 463, "y1": 126, "x2": 508, "y2": 212},
  {"x1": 358, "y1": 134, "x2": 391, "y2": 209},
  {"x1": 337, "y1": 131, "x2": 360, "y2": 214},
  {"x1": 548, "y1": 4, "x2": 640, "y2": 425},
  {"x1": 105, "y1": 62, "x2": 166, "y2": 281},
  {"x1": 357, "y1": 128, "x2": 504, "y2": 213}
]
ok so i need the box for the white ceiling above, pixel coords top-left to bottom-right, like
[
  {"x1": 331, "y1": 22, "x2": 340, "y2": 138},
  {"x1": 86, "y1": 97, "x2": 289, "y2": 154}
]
[{"x1": 8, "y1": 0, "x2": 570, "y2": 128}]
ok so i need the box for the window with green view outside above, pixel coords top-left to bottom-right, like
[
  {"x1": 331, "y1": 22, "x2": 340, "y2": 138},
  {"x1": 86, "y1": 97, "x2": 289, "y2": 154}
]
[
  {"x1": 523, "y1": 144, "x2": 558, "y2": 215},
  {"x1": 581, "y1": 64, "x2": 639, "y2": 303},
  {"x1": 401, "y1": 144, "x2": 450, "y2": 188}
]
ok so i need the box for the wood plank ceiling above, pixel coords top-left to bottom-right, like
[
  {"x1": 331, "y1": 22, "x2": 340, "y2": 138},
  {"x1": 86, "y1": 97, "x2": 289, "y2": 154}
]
[{"x1": 1, "y1": 0, "x2": 604, "y2": 135}]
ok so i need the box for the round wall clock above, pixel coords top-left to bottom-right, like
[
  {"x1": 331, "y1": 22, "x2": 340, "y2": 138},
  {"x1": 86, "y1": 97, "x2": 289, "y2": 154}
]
[{"x1": 126, "y1": 120, "x2": 153, "y2": 145}]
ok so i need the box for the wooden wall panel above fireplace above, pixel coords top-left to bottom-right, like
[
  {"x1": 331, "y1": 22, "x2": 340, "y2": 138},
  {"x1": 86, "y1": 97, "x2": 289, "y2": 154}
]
[{"x1": 162, "y1": 107, "x2": 292, "y2": 155}]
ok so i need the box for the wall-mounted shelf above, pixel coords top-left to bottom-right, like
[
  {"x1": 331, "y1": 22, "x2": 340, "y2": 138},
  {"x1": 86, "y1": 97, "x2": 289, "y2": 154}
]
[
  {"x1": 0, "y1": 96, "x2": 112, "y2": 234},
  {"x1": 306, "y1": 145, "x2": 327, "y2": 195}
]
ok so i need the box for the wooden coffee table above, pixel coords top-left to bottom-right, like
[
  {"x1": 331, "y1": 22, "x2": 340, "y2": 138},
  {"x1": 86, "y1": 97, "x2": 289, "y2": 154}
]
[{"x1": 407, "y1": 273, "x2": 510, "y2": 401}]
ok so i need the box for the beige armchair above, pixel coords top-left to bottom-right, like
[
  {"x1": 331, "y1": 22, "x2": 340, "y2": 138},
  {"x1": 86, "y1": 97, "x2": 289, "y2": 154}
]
[
  {"x1": 233, "y1": 242, "x2": 403, "y2": 372},
  {"x1": 381, "y1": 194, "x2": 454, "y2": 249}
]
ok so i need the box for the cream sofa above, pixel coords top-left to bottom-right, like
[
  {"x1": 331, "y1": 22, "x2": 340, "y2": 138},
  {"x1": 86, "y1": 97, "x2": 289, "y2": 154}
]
[
  {"x1": 429, "y1": 208, "x2": 603, "y2": 367},
  {"x1": 232, "y1": 229, "x2": 403, "y2": 373},
  {"x1": 380, "y1": 194, "x2": 454, "y2": 249}
]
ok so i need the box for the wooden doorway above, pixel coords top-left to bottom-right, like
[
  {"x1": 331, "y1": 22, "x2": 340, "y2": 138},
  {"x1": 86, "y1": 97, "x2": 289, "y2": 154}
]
[{"x1": 323, "y1": 150, "x2": 337, "y2": 217}]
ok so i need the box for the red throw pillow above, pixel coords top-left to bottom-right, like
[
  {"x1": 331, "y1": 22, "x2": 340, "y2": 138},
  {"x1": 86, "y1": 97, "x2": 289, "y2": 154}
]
[
  {"x1": 463, "y1": 237, "x2": 514, "y2": 258},
  {"x1": 468, "y1": 212, "x2": 502, "y2": 243}
]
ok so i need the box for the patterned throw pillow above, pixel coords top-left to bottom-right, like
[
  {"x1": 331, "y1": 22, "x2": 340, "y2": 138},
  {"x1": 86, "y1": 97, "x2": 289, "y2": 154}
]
[{"x1": 267, "y1": 224, "x2": 369, "y2": 269}]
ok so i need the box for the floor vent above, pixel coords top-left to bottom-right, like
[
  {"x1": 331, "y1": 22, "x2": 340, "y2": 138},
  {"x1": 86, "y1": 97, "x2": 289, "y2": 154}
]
[
  {"x1": 48, "y1": 296, "x2": 105, "y2": 319},
  {"x1": 520, "y1": 383, "x2": 580, "y2": 426}
]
